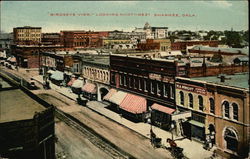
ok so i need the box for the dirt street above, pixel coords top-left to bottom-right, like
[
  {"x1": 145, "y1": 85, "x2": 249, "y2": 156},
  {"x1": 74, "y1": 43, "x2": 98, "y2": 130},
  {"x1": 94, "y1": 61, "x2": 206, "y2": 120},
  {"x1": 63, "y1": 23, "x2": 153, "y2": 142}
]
[{"x1": 2, "y1": 67, "x2": 172, "y2": 159}]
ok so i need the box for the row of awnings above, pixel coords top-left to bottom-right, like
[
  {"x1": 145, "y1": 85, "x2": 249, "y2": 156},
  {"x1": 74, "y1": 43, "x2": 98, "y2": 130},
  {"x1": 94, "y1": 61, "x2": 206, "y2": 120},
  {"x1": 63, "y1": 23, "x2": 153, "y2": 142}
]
[
  {"x1": 68, "y1": 77, "x2": 96, "y2": 94},
  {"x1": 104, "y1": 88, "x2": 176, "y2": 115}
]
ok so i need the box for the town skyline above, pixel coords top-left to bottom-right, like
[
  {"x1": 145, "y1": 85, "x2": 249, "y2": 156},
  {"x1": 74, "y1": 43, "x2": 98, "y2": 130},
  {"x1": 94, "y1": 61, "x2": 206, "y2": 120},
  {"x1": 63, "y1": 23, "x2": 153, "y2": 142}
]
[{"x1": 1, "y1": 1, "x2": 248, "y2": 33}]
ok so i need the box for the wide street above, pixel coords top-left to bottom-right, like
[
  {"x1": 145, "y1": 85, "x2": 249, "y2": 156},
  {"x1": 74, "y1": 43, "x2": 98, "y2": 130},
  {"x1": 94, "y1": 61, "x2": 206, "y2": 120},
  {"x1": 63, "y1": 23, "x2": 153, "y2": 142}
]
[{"x1": 1, "y1": 66, "x2": 173, "y2": 159}]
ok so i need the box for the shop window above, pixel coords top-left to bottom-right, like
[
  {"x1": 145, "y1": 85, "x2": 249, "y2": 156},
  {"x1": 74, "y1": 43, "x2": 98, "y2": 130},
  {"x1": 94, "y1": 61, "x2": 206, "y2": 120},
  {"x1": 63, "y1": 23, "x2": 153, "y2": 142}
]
[
  {"x1": 232, "y1": 103, "x2": 238, "y2": 121},
  {"x1": 198, "y1": 96, "x2": 204, "y2": 111},
  {"x1": 222, "y1": 101, "x2": 230, "y2": 118},
  {"x1": 210, "y1": 98, "x2": 215, "y2": 114},
  {"x1": 180, "y1": 91, "x2": 184, "y2": 105},
  {"x1": 189, "y1": 93, "x2": 193, "y2": 108},
  {"x1": 224, "y1": 128, "x2": 238, "y2": 152}
]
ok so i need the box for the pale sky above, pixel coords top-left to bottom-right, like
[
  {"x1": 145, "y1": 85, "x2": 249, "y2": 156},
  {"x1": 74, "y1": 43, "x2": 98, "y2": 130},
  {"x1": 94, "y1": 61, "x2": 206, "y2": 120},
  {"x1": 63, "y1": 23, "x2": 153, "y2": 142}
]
[{"x1": 0, "y1": 1, "x2": 248, "y2": 33}]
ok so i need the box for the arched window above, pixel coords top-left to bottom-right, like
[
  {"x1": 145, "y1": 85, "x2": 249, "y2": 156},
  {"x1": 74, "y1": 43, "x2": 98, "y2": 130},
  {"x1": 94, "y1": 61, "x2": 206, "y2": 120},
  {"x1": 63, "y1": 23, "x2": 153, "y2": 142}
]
[
  {"x1": 222, "y1": 101, "x2": 230, "y2": 118},
  {"x1": 232, "y1": 103, "x2": 238, "y2": 121},
  {"x1": 188, "y1": 93, "x2": 193, "y2": 108},
  {"x1": 180, "y1": 91, "x2": 184, "y2": 105},
  {"x1": 198, "y1": 95, "x2": 204, "y2": 111},
  {"x1": 224, "y1": 128, "x2": 238, "y2": 151},
  {"x1": 210, "y1": 98, "x2": 215, "y2": 114}
]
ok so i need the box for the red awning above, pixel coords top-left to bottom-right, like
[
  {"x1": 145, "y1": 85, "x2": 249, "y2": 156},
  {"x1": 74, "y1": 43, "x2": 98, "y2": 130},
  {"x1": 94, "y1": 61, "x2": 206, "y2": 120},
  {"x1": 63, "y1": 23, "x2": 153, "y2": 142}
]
[
  {"x1": 151, "y1": 103, "x2": 175, "y2": 115},
  {"x1": 119, "y1": 94, "x2": 147, "y2": 114},
  {"x1": 67, "y1": 77, "x2": 76, "y2": 86},
  {"x1": 10, "y1": 57, "x2": 16, "y2": 63},
  {"x1": 103, "y1": 88, "x2": 117, "y2": 100},
  {"x1": 82, "y1": 83, "x2": 96, "y2": 94}
]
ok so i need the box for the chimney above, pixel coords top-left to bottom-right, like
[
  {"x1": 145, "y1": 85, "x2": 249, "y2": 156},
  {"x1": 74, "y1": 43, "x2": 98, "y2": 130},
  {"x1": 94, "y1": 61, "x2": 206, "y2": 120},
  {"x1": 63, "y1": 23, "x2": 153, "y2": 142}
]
[{"x1": 220, "y1": 75, "x2": 225, "y2": 82}]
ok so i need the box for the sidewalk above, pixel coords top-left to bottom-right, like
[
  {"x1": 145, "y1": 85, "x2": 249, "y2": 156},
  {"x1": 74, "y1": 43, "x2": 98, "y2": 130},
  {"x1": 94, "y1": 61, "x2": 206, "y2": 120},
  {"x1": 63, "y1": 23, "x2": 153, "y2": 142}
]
[{"x1": 32, "y1": 75, "x2": 215, "y2": 159}]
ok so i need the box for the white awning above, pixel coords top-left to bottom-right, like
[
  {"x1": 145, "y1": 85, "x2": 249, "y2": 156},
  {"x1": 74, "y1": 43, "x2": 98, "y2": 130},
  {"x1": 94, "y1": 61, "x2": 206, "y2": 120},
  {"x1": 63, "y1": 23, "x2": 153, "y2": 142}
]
[
  {"x1": 72, "y1": 79, "x2": 84, "y2": 88},
  {"x1": 50, "y1": 71, "x2": 64, "y2": 81},
  {"x1": 109, "y1": 91, "x2": 127, "y2": 105}
]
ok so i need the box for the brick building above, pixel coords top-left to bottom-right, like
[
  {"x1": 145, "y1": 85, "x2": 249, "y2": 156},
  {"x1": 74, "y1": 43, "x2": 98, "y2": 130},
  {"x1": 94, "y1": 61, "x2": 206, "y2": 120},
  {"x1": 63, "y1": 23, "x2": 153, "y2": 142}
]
[
  {"x1": 171, "y1": 40, "x2": 219, "y2": 51},
  {"x1": 41, "y1": 33, "x2": 61, "y2": 46},
  {"x1": 137, "y1": 39, "x2": 171, "y2": 51},
  {"x1": 109, "y1": 55, "x2": 186, "y2": 126},
  {"x1": 11, "y1": 45, "x2": 64, "y2": 68},
  {"x1": 60, "y1": 31, "x2": 109, "y2": 49},
  {"x1": 13, "y1": 26, "x2": 42, "y2": 45},
  {"x1": 175, "y1": 73, "x2": 249, "y2": 158}
]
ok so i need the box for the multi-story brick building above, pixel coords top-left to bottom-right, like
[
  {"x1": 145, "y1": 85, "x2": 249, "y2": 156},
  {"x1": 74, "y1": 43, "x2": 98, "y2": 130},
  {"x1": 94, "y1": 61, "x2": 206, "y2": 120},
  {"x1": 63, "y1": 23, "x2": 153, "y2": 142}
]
[
  {"x1": 109, "y1": 54, "x2": 186, "y2": 126},
  {"x1": 175, "y1": 73, "x2": 249, "y2": 158},
  {"x1": 171, "y1": 40, "x2": 219, "y2": 51},
  {"x1": 60, "y1": 31, "x2": 109, "y2": 49},
  {"x1": 137, "y1": 39, "x2": 171, "y2": 51},
  {"x1": 41, "y1": 33, "x2": 61, "y2": 45},
  {"x1": 13, "y1": 26, "x2": 42, "y2": 45}
]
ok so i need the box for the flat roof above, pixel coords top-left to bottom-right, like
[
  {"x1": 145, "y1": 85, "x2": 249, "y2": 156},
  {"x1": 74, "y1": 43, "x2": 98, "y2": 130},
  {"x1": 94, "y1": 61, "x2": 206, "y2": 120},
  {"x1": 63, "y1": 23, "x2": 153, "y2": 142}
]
[
  {"x1": 0, "y1": 85, "x2": 45, "y2": 123},
  {"x1": 191, "y1": 73, "x2": 249, "y2": 89}
]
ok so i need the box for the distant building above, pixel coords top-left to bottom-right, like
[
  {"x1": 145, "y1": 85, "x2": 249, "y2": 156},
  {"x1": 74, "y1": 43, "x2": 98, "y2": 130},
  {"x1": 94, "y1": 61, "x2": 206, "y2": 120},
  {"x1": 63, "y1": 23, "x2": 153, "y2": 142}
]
[
  {"x1": 133, "y1": 22, "x2": 168, "y2": 39},
  {"x1": 0, "y1": 74, "x2": 55, "y2": 159},
  {"x1": 13, "y1": 26, "x2": 42, "y2": 45},
  {"x1": 0, "y1": 32, "x2": 13, "y2": 50},
  {"x1": 41, "y1": 33, "x2": 61, "y2": 45},
  {"x1": 60, "y1": 31, "x2": 109, "y2": 49},
  {"x1": 137, "y1": 39, "x2": 171, "y2": 51},
  {"x1": 171, "y1": 40, "x2": 219, "y2": 51}
]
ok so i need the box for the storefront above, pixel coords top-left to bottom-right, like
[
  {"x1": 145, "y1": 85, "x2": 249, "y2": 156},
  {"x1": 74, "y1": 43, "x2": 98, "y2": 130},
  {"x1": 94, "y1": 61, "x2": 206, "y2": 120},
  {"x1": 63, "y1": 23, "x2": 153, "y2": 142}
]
[
  {"x1": 151, "y1": 103, "x2": 176, "y2": 130},
  {"x1": 119, "y1": 93, "x2": 147, "y2": 122},
  {"x1": 82, "y1": 82, "x2": 97, "y2": 100}
]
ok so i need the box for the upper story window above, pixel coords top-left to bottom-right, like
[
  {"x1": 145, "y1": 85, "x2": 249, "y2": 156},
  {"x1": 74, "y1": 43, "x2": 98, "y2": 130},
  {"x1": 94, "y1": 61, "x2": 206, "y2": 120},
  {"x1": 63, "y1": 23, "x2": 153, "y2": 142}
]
[
  {"x1": 157, "y1": 82, "x2": 161, "y2": 95},
  {"x1": 232, "y1": 103, "x2": 238, "y2": 121},
  {"x1": 144, "y1": 79, "x2": 148, "y2": 92},
  {"x1": 209, "y1": 98, "x2": 215, "y2": 114},
  {"x1": 198, "y1": 95, "x2": 204, "y2": 111},
  {"x1": 179, "y1": 91, "x2": 184, "y2": 105},
  {"x1": 188, "y1": 93, "x2": 193, "y2": 108},
  {"x1": 222, "y1": 101, "x2": 230, "y2": 118},
  {"x1": 163, "y1": 84, "x2": 168, "y2": 97},
  {"x1": 150, "y1": 81, "x2": 155, "y2": 94},
  {"x1": 170, "y1": 85, "x2": 174, "y2": 99}
]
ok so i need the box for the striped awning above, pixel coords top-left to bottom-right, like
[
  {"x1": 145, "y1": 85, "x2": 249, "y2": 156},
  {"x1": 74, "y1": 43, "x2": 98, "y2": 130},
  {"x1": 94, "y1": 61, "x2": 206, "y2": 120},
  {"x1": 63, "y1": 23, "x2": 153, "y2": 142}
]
[
  {"x1": 151, "y1": 103, "x2": 175, "y2": 115},
  {"x1": 109, "y1": 91, "x2": 127, "y2": 105},
  {"x1": 82, "y1": 83, "x2": 96, "y2": 94},
  {"x1": 10, "y1": 57, "x2": 16, "y2": 63},
  {"x1": 103, "y1": 88, "x2": 117, "y2": 101},
  {"x1": 67, "y1": 77, "x2": 76, "y2": 86},
  {"x1": 119, "y1": 94, "x2": 147, "y2": 114}
]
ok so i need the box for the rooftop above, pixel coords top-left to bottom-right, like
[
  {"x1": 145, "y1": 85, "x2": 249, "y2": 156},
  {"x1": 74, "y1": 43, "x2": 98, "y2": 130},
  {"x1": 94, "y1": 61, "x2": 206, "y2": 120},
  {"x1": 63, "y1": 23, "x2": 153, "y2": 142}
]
[
  {"x1": 191, "y1": 73, "x2": 249, "y2": 89},
  {"x1": 190, "y1": 46, "x2": 249, "y2": 55},
  {"x1": 0, "y1": 77, "x2": 45, "y2": 123}
]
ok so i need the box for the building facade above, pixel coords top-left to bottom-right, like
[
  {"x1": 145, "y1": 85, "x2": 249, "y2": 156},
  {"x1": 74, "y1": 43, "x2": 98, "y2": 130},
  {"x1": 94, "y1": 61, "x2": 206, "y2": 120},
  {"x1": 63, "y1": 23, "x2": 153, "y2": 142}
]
[
  {"x1": 13, "y1": 26, "x2": 42, "y2": 45},
  {"x1": 110, "y1": 55, "x2": 187, "y2": 127},
  {"x1": 175, "y1": 74, "x2": 249, "y2": 158}
]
